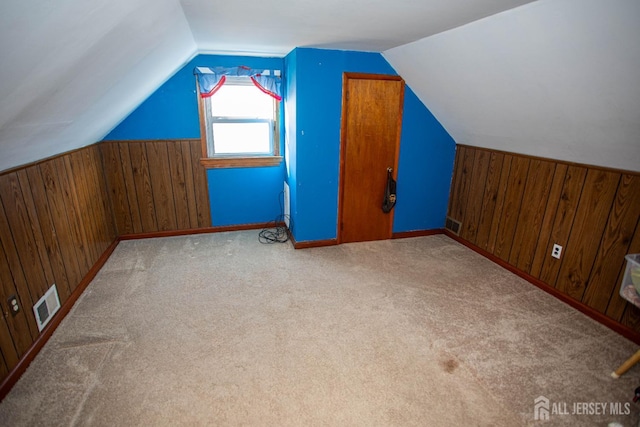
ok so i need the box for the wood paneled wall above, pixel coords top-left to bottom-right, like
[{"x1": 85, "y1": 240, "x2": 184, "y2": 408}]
[
  {"x1": 100, "y1": 140, "x2": 211, "y2": 235},
  {"x1": 448, "y1": 145, "x2": 640, "y2": 332},
  {"x1": 0, "y1": 145, "x2": 117, "y2": 377},
  {"x1": 0, "y1": 139, "x2": 211, "y2": 388}
]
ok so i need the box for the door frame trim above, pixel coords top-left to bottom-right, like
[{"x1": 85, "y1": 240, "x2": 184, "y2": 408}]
[{"x1": 337, "y1": 72, "x2": 405, "y2": 244}]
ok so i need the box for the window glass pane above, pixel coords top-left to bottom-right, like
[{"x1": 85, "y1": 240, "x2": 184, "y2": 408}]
[
  {"x1": 211, "y1": 84, "x2": 273, "y2": 119},
  {"x1": 212, "y1": 122, "x2": 271, "y2": 154}
]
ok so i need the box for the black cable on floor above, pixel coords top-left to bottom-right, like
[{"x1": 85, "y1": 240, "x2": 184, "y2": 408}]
[{"x1": 259, "y1": 190, "x2": 292, "y2": 244}]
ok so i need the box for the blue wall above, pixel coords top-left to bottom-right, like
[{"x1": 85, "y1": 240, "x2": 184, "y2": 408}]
[
  {"x1": 104, "y1": 54, "x2": 286, "y2": 226},
  {"x1": 394, "y1": 88, "x2": 456, "y2": 233},
  {"x1": 105, "y1": 49, "x2": 456, "y2": 237},
  {"x1": 285, "y1": 48, "x2": 456, "y2": 242}
]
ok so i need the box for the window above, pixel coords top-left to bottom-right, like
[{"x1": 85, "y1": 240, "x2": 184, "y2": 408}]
[{"x1": 199, "y1": 76, "x2": 281, "y2": 168}]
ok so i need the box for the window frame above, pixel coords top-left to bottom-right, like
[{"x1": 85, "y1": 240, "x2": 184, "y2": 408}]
[{"x1": 197, "y1": 78, "x2": 282, "y2": 169}]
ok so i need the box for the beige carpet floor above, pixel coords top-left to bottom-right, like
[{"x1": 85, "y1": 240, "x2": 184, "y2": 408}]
[{"x1": 0, "y1": 232, "x2": 638, "y2": 426}]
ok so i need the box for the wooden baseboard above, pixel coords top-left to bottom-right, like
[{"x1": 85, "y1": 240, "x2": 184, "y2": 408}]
[
  {"x1": 119, "y1": 222, "x2": 280, "y2": 240},
  {"x1": 289, "y1": 229, "x2": 443, "y2": 249},
  {"x1": 293, "y1": 239, "x2": 338, "y2": 249},
  {"x1": 287, "y1": 230, "x2": 338, "y2": 249},
  {"x1": 443, "y1": 230, "x2": 640, "y2": 345},
  {"x1": 0, "y1": 238, "x2": 120, "y2": 401},
  {"x1": 392, "y1": 229, "x2": 444, "y2": 239}
]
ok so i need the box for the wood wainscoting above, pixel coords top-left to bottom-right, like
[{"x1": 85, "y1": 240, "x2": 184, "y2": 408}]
[
  {"x1": 100, "y1": 140, "x2": 211, "y2": 236},
  {"x1": 448, "y1": 145, "x2": 640, "y2": 333},
  {"x1": 0, "y1": 139, "x2": 214, "y2": 398},
  {"x1": 0, "y1": 145, "x2": 117, "y2": 383}
]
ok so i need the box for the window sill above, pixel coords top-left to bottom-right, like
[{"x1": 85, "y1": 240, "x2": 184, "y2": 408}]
[{"x1": 200, "y1": 156, "x2": 283, "y2": 169}]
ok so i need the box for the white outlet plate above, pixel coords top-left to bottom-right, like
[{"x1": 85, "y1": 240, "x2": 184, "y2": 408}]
[{"x1": 552, "y1": 244, "x2": 562, "y2": 259}]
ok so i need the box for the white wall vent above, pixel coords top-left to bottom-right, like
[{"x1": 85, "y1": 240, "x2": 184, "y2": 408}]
[
  {"x1": 33, "y1": 284, "x2": 61, "y2": 332},
  {"x1": 283, "y1": 181, "x2": 291, "y2": 228}
]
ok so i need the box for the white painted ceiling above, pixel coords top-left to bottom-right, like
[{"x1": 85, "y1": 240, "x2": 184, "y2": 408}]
[
  {"x1": 0, "y1": 0, "x2": 536, "y2": 171},
  {"x1": 183, "y1": 0, "x2": 536, "y2": 55},
  {"x1": 385, "y1": 0, "x2": 640, "y2": 172},
  {"x1": 3, "y1": 0, "x2": 638, "y2": 174}
]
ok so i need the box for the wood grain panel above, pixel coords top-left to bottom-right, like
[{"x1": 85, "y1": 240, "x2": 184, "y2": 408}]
[
  {"x1": 166, "y1": 141, "x2": 191, "y2": 230},
  {"x1": 101, "y1": 139, "x2": 211, "y2": 234},
  {"x1": 0, "y1": 224, "x2": 36, "y2": 354},
  {"x1": 0, "y1": 350, "x2": 7, "y2": 378},
  {"x1": 537, "y1": 165, "x2": 587, "y2": 287},
  {"x1": 475, "y1": 152, "x2": 505, "y2": 250},
  {"x1": 509, "y1": 160, "x2": 556, "y2": 273},
  {"x1": 39, "y1": 160, "x2": 84, "y2": 291},
  {"x1": 128, "y1": 143, "x2": 158, "y2": 232},
  {"x1": 448, "y1": 146, "x2": 473, "y2": 223},
  {"x1": 460, "y1": 149, "x2": 490, "y2": 242},
  {"x1": 486, "y1": 154, "x2": 513, "y2": 253},
  {"x1": 116, "y1": 143, "x2": 142, "y2": 234},
  {"x1": 448, "y1": 145, "x2": 640, "y2": 333},
  {"x1": 16, "y1": 170, "x2": 57, "y2": 293},
  {"x1": 64, "y1": 155, "x2": 97, "y2": 273},
  {"x1": 57, "y1": 157, "x2": 91, "y2": 278},
  {"x1": 0, "y1": 304, "x2": 19, "y2": 371},
  {"x1": 68, "y1": 152, "x2": 99, "y2": 263},
  {"x1": 190, "y1": 141, "x2": 212, "y2": 228},
  {"x1": 26, "y1": 166, "x2": 72, "y2": 300},
  {"x1": 447, "y1": 147, "x2": 464, "y2": 220},
  {"x1": 78, "y1": 148, "x2": 110, "y2": 254},
  {"x1": 582, "y1": 175, "x2": 640, "y2": 312},
  {"x1": 146, "y1": 142, "x2": 177, "y2": 231},
  {"x1": 493, "y1": 156, "x2": 530, "y2": 261},
  {"x1": 0, "y1": 195, "x2": 39, "y2": 339},
  {"x1": 83, "y1": 146, "x2": 116, "y2": 249},
  {"x1": 181, "y1": 141, "x2": 200, "y2": 229},
  {"x1": 555, "y1": 169, "x2": 619, "y2": 300},
  {"x1": 0, "y1": 173, "x2": 49, "y2": 299},
  {"x1": 529, "y1": 164, "x2": 567, "y2": 278},
  {"x1": 100, "y1": 143, "x2": 133, "y2": 235}
]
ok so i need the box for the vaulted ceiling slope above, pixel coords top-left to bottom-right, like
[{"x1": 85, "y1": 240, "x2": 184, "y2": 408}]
[
  {"x1": 0, "y1": 0, "x2": 196, "y2": 172},
  {"x1": 384, "y1": 0, "x2": 640, "y2": 172},
  {"x1": 0, "y1": 0, "x2": 536, "y2": 171}
]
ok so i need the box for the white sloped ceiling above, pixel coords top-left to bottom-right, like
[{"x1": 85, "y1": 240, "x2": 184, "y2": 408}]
[
  {"x1": 5, "y1": 0, "x2": 639, "y2": 173},
  {"x1": 181, "y1": 0, "x2": 536, "y2": 55},
  {"x1": 0, "y1": 0, "x2": 538, "y2": 171},
  {"x1": 384, "y1": 0, "x2": 640, "y2": 172},
  {"x1": 0, "y1": 0, "x2": 196, "y2": 171}
]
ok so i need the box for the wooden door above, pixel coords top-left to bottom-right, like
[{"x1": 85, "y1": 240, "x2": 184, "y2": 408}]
[{"x1": 338, "y1": 73, "x2": 405, "y2": 243}]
